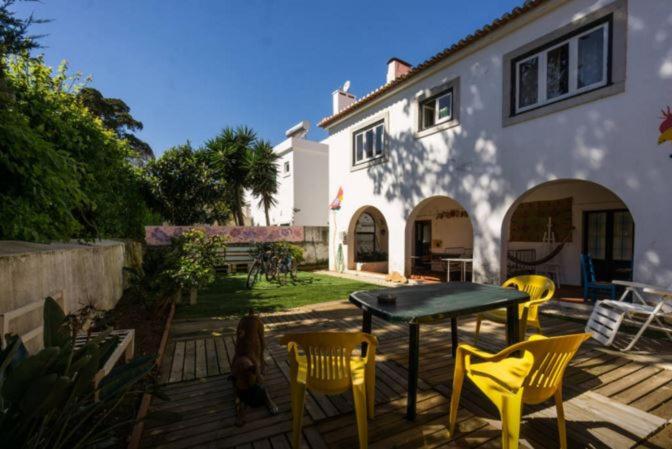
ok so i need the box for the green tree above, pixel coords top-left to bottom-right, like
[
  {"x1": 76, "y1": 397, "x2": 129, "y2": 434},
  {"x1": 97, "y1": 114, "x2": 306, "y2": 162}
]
[
  {"x1": 0, "y1": 0, "x2": 44, "y2": 104},
  {"x1": 0, "y1": 55, "x2": 151, "y2": 241},
  {"x1": 144, "y1": 143, "x2": 228, "y2": 225},
  {"x1": 204, "y1": 126, "x2": 256, "y2": 225},
  {"x1": 77, "y1": 86, "x2": 154, "y2": 161},
  {"x1": 248, "y1": 140, "x2": 279, "y2": 226}
]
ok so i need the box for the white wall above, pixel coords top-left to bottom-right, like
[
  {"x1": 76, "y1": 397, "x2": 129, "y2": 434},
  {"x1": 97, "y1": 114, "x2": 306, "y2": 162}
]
[
  {"x1": 293, "y1": 140, "x2": 329, "y2": 226},
  {"x1": 325, "y1": 0, "x2": 672, "y2": 287},
  {"x1": 248, "y1": 138, "x2": 328, "y2": 227}
]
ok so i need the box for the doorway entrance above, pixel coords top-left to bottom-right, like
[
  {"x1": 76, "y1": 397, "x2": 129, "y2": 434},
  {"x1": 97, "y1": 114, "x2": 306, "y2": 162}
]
[
  {"x1": 583, "y1": 209, "x2": 634, "y2": 282},
  {"x1": 414, "y1": 220, "x2": 432, "y2": 270}
]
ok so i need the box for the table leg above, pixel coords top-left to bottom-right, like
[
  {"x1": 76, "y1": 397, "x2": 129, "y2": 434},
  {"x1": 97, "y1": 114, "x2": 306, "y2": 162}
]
[
  {"x1": 451, "y1": 318, "x2": 458, "y2": 358},
  {"x1": 461, "y1": 262, "x2": 466, "y2": 282},
  {"x1": 407, "y1": 323, "x2": 420, "y2": 420},
  {"x1": 446, "y1": 261, "x2": 451, "y2": 283},
  {"x1": 362, "y1": 309, "x2": 372, "y2": 356},
  {"x1": 506, "y1": 304, "x2": 520, "y2": 346}
]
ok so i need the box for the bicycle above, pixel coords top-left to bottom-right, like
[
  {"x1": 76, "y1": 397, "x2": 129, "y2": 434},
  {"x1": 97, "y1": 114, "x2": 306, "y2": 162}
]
[
  {"x1": 268, "y1": 246, "x2": 298, "y2": 284},
  {"x1": 246, "y1": 244, "x2": 277, "y2": 288}
]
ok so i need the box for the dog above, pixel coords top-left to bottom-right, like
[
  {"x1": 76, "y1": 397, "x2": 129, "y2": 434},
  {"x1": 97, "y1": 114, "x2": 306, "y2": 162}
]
[{"x1": 229, "y1": 310, "x2": 278, "y2": 426}]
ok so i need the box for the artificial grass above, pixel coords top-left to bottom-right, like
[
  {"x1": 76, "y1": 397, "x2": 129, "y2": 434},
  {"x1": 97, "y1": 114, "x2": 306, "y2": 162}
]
[{"x1": 175, "y1": 272, "x2": 381, "y2": 319}]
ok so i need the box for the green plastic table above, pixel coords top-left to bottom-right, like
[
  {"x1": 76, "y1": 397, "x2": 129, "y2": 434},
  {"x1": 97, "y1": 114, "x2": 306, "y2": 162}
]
[{"x1": 349, "y1": 282, "x2": 529, "y2": 420}]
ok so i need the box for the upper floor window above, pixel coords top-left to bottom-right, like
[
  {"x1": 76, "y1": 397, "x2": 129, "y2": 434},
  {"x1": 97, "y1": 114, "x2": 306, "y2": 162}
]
[
  {"x1": 420, "y1": 90, "x2": 453, "y2": 130},
  {"x1": 353, "y1": 120, "x2": 384, "y2": 165},
  {"x1": 513, "y1": 20, "x2": 610, "y2": 115},
  {"x1": 283, "y1": 161, "x2": 290, "y2": 174}
]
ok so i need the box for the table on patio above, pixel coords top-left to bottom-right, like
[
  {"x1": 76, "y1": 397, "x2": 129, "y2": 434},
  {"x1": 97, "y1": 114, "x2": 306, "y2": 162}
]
[{"x1": 349, "y1": 282, "x2": 529, "y2": 420}]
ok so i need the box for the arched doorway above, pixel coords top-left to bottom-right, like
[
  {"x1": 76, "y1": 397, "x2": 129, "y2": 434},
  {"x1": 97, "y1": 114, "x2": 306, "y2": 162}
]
[
  {"x1": 405, "y1": 196, "x2": 474, "y2": 281},
  {"x1": 347, "y1": 206, "x2": 389, "y2": 273},
  {"x1": 501, "y1": 179, "x2": 635, "y2": 294}
]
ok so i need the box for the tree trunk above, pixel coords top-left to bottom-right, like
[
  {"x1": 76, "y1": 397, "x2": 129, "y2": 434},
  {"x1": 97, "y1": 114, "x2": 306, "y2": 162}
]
[
  {"x1": 264, "y1": 206, "x2": 270, "y2": 226},
  {"x1": 235, "y1": 208, "x2": 245, "y2": 226}
]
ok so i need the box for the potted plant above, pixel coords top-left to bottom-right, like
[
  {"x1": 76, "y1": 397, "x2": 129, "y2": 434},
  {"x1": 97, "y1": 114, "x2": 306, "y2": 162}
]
[{"x1": 168, "y1": 229, "x2": 226, "y2": 304}]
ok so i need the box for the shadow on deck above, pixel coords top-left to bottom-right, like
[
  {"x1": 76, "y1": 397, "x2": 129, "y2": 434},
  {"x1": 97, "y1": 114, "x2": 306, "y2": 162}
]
[{"x1": 141, "y1": 300, "x2": 672, "y2": 449}]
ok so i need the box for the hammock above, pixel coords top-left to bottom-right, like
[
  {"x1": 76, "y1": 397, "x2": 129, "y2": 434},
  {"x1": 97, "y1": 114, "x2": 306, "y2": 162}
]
[{"x1": 507, "y1": 243, "x2": 566, "y2": 266}]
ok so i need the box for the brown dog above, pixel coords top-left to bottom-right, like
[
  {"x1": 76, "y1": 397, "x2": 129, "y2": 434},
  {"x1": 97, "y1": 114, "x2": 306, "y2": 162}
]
[{"x1": 230, "y1": 310, "x2": 278, "y2": 426}]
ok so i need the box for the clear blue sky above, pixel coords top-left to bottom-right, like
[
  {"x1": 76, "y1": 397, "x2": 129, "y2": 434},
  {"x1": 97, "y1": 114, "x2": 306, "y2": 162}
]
[{"x1": 14, "y1": 0, "x2": 522, "y2": 155}]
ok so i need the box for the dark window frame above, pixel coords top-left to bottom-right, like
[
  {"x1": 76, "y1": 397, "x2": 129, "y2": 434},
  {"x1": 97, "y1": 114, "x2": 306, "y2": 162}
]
[
  {"x1": 418, "y1": 87, "x2": 454, "y2": 131},
  {"x1": 351, "y1": 119, "x2": 385, "y2": 167},
  {"x1": 509, "y1": 14, "x2": 614, "y2": 117}
]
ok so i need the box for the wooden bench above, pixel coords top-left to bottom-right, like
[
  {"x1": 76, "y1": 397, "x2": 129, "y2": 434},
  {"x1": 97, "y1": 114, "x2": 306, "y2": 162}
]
[
  {"x1": 0, "y1": 294, "x2": 134, "y2": 400},
  {"x1": 219, "y1": 245, "x2": 254, "y2": 273}
]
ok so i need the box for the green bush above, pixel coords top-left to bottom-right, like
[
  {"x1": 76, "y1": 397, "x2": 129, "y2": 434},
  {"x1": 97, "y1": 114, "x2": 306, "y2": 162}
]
[
  {"x1": 0, "y1": 297, "x2": 155, "y2": 448},
  {"x1": 168, "y1": 229, "x2": 227, "y2": 289}
]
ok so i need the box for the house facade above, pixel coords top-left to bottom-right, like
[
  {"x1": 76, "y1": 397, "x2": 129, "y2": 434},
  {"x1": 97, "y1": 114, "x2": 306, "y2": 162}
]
[
  {"x1": 247, "y1": 122, "x2": 329, "y2": 227},
  {"x1": 320, "y1": 0, "x2": 672, "y2": 287}
]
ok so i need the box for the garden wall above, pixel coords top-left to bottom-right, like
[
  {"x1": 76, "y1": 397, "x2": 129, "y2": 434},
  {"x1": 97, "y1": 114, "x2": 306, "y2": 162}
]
[
  {"x1": 145, "y1": 225, "x2": 329, "y2": 264},
  {"x1": 0, "y1": 240, "x2": 131, "y2": 326}
]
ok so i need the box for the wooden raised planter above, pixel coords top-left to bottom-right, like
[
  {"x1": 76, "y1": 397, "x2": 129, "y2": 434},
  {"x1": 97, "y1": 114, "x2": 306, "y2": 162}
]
[{"x1": 127, "y1": 301, "x2": 176, "y2": 449}]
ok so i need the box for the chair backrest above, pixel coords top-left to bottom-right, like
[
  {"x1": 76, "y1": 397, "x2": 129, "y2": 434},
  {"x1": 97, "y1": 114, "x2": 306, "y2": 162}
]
[
  {"x1": 580, "y1": 253, "x2": 596, "y2": 284},
  {"x1": 280, "y1": 332, "x2": 376, "y2": 395},
  {"x1": 502, "y1": 275, "x2": 555, "y2": 323},
  {"x1": 514, "y1": 333, "x2": 590, "y2": 404}
]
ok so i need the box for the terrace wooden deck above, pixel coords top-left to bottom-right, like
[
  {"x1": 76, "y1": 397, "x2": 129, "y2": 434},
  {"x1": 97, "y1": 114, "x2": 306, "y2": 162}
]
[{"x1": 141, "y1": 300, "x2": 672, "y2": 449}]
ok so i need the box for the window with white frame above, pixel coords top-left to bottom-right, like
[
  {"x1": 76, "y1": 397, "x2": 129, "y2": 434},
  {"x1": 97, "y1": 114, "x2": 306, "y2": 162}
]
[
  {"x1": 353, "y1": 120, "x2": 384, "y2": 166},
  {"x1": 283, "y1": 160, "x2": 290, "y2": 175},
  {"x1": 513, "y1": 20, "x2": 610, "y2": 115},
  {"x1": 420, "y1": 89, "x2": 453, "y2": 130}
]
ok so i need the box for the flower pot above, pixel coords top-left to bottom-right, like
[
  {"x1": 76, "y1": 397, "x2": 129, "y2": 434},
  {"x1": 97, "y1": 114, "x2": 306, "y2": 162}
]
[
  {"x1": 356, "y1": 262, "x2": 364, "y2": 271},
  {"x1": 189, "y1": 287, "x2": 198, "y2": 305}
]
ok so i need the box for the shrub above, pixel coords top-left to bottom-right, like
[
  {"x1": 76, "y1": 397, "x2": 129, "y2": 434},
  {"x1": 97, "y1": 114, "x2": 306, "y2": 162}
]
[
  {"x1": 168, "y1": 229, "x2": 227, "y2": 290},
  {"x1": 0, "y1": 297, "x2": 155, "y2": 448}
]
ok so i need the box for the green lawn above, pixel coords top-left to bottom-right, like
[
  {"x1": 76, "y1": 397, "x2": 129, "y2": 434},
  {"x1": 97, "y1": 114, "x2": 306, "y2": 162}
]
[{"x1": 175, "y1": 272, "x2": 381, "y2": 319}]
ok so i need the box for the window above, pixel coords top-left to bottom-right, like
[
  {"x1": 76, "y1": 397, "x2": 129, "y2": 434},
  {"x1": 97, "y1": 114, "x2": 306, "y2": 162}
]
[
  {"x1": 355, "y1": 212, "x2": 376, "y2": 256},
  {"x1": 513, "y1": 20, "x2": 610, "y2": 115},
  {"x1": 283, "y1": 161, "x2": 290, "y2": 175},
  {"x1": 353, "y1": 121, "x2": 384, "y2": 165},
  {"x1": 420, "y1": 90, "x2": 453, "y2": 130}
]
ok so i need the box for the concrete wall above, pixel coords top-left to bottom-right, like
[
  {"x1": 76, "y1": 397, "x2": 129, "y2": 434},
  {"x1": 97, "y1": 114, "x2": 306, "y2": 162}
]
[
  {"x1": 323, "y1": 0, "x2": 672, "y2": 286},
  {"x1": 0, "y1": 240, "x2": 128, "y2": 345},
  {"x1": 300, "y1": 226, "x2": 329, "y2": 265}
]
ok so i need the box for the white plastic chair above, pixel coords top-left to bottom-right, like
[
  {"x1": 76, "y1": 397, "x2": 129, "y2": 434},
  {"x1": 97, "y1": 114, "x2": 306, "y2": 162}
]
[{"x1": 585, "y1": 280, "x2": 672, "y2": 351}]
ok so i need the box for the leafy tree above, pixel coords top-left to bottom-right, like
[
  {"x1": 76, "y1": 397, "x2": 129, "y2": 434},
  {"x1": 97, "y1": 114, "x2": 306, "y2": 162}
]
[
  {"x1": 0, "y1": 55, "x2": 151, "y2": 241},
  {"x1": 247, "y1": 140, "x2": 279, "y2": 226},
  {"x1": 144, "y1": 143, "x2": 228, "y2": 225},
  {"x1": 0, "y1": 0, "x2": 44, "y2": 104},
  {"x1": 204, "y1": 126, "x2": 256, "y2": 225},
  {"x1": 77, "y1": 86, "x2": 154, "y2": 161}
]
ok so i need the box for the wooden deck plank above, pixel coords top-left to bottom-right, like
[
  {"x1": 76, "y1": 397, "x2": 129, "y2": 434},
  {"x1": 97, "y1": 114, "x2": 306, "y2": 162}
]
[
  {"x1": 168, "y1": 340, "x2": 186, "y2": 383},
  {"x1": 145, "y1": 302, "x2": 672, "y2": 449}
]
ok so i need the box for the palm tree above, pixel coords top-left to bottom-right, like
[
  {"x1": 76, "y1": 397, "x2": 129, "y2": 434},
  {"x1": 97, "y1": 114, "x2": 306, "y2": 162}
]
[
  {"x1": 248, "y1": 141, "x2": 279, "y2": 225},
  {"x1": 204, "y1": 126, "x2": 256, "y2": 225}
]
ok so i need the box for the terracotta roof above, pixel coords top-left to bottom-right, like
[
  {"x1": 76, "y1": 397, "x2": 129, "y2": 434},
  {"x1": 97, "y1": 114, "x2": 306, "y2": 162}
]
[{"x1": 318, "y1": 0, "x2": 550, "y2": 128}]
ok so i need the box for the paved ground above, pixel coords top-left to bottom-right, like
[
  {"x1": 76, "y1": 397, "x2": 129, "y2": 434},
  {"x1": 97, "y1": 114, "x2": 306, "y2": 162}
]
[{"x1": 141, "y1": 300, "x2": 672, "y2": 449}]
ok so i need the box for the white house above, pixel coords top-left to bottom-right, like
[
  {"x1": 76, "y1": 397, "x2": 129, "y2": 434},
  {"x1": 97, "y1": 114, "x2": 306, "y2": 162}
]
[
  {"x1": 319, "y1": 0, "x2": 672, "y2": 288},
  {"x1": 247, "y1": 121, "x2": 329, "y2": 227}
]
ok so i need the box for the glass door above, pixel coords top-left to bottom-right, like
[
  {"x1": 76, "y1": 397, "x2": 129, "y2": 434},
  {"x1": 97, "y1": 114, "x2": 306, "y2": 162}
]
[
  {"x1": 583, "y1": 209, "x2": 634, "y2": 282},
  {"x1": 414, "y1": 220, "x2": 432, "y2": 270}
]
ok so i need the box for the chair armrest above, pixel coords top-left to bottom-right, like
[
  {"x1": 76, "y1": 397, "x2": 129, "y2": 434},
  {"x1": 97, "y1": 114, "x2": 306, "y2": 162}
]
[
  {"x1": 360, "y1": 334, "x2": 378, "y2": 363},
  {"x1": 456, "y1": 344, "x2": 503, "y2": 362},
  {"x1": 643, "y1": 287, "x2": 672, "y2": 298}
]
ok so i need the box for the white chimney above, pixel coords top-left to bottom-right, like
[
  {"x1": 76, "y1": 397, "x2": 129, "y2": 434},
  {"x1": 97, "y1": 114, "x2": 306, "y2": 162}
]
[
  {"x1": 386, "y1": 57, "x2": 412, "y2": 83},
  {"x1": 332, "y1": 89, "x2": 356, "y2": 115}
]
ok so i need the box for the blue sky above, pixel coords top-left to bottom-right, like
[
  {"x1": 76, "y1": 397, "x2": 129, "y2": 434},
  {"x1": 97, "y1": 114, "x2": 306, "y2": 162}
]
[{"x1": 14, "y1": 0, "x2": 522, "y2": 155}]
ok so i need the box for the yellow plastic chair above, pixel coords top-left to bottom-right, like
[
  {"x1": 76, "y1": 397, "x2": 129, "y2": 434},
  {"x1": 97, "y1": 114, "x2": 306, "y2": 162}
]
[
  {"x1": 475, "y1": 275, "x2": 555, "y2": 342},
  {"x1": 448, "y1": 333, "x2": 591, "y2": 449},
  {"x1": 279, "y1": 332, "x2": 377, "y2": 449}
]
